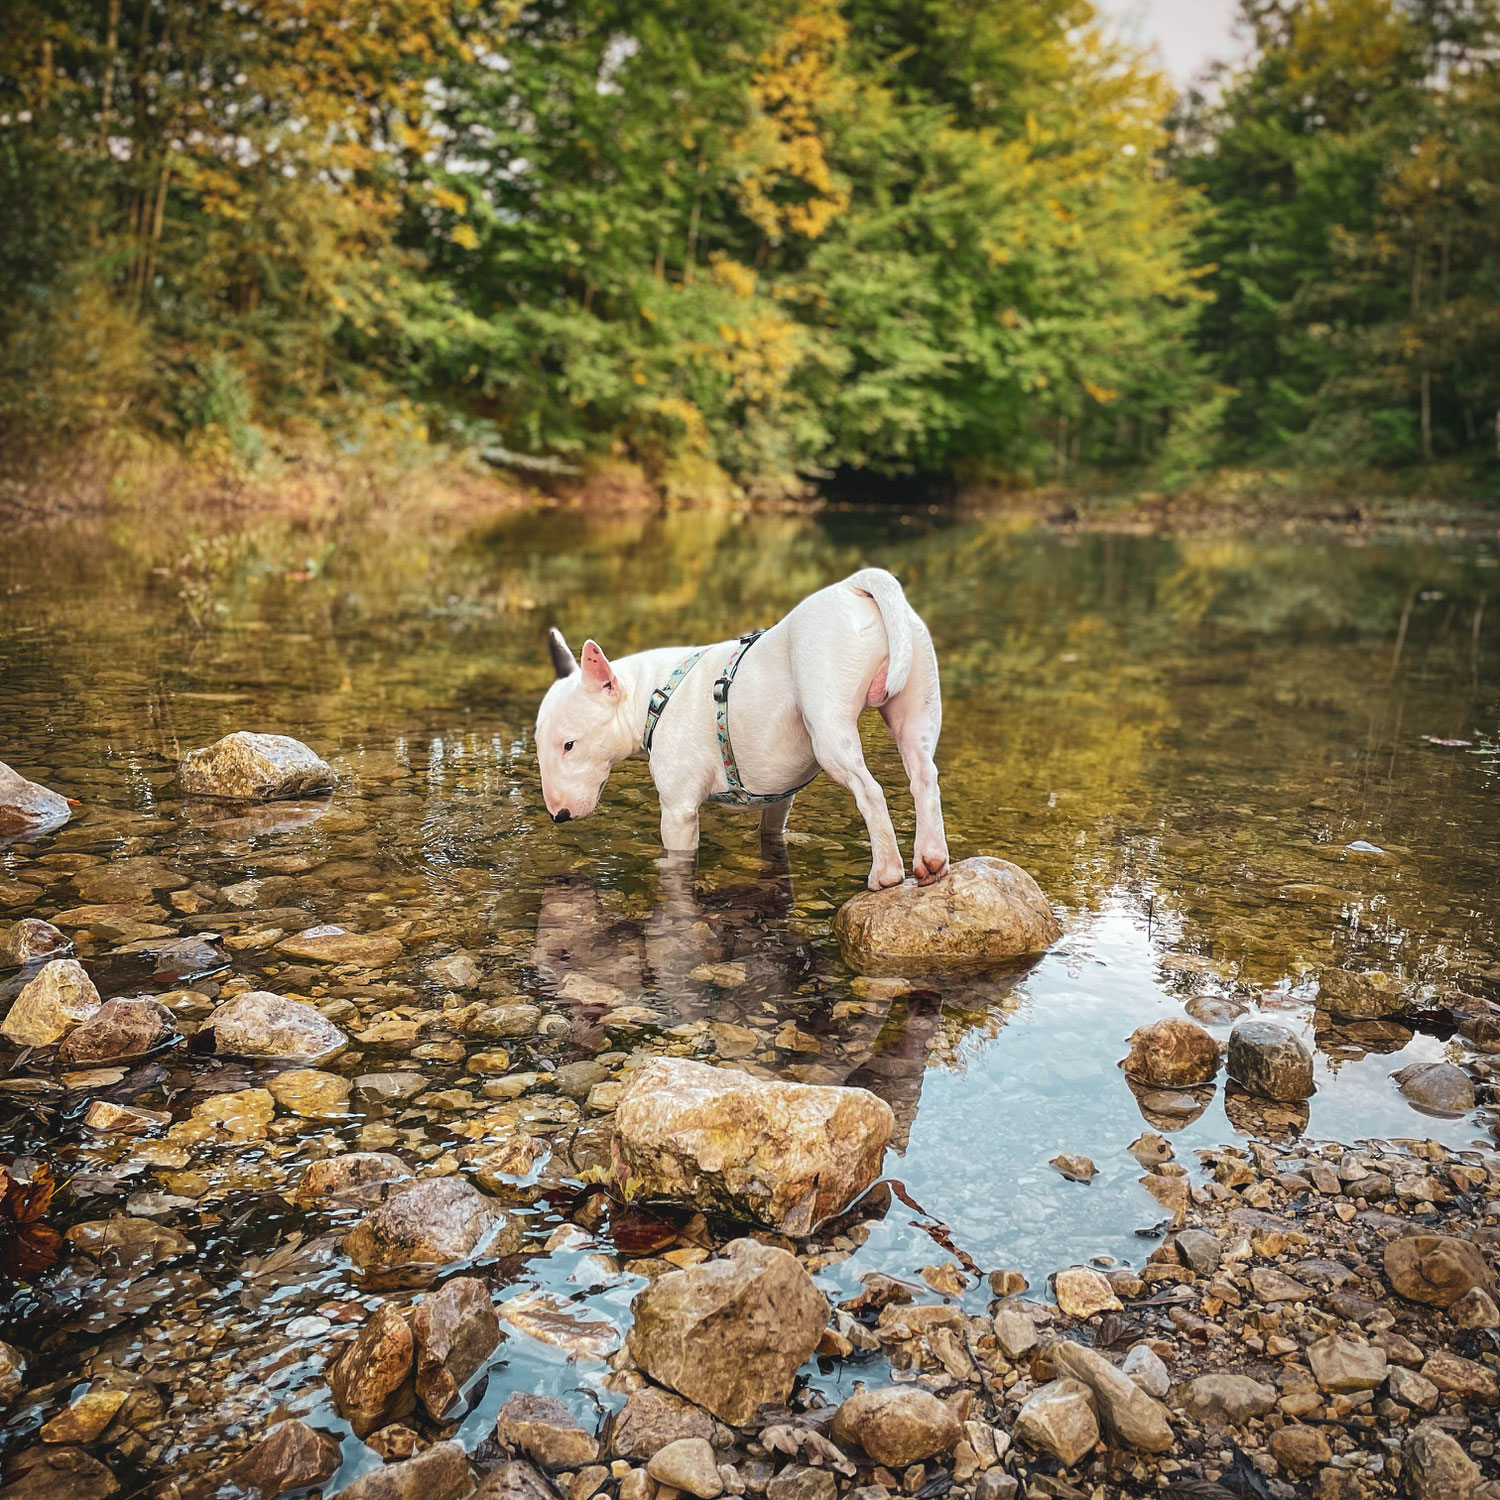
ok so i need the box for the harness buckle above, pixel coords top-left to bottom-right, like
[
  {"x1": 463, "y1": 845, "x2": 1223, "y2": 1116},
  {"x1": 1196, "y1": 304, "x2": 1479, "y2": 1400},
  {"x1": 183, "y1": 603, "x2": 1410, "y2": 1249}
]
[
  {"x1": 713, "y1": 676, "x2": 731, "y2": 705},
  {"x1": 647, "y1": 687, "x2": 669, "y2": 719}
]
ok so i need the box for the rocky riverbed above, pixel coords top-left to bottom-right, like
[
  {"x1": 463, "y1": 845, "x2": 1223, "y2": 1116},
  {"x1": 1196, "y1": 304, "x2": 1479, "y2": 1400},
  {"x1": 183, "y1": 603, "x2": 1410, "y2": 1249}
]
[{"x1": 2, "y1": 510, "x2": 1498, "y2": 1500}]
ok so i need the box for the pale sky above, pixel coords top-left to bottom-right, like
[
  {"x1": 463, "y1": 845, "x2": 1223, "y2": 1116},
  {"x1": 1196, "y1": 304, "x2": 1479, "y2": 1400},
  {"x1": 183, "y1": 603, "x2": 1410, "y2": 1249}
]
[{"x1": 1094, "y1": 0, "x2": 1247, "y2": 89}]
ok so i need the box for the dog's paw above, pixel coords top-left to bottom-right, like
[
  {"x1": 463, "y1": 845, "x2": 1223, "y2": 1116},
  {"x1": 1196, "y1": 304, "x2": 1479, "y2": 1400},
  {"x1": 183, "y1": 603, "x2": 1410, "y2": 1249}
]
[
  {"x1": 913, "y1": 851, "x2": 949, "y2": 886},
  {"x1": 868, "y1": 863, "x2": 906, "y2": 891}
]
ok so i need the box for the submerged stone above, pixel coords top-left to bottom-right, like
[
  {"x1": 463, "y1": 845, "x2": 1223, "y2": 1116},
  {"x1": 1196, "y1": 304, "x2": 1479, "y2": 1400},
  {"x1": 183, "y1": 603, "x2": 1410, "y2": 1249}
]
[
  {"x1": 275, "y1": 925, "x2": 404, "y2": 966},
  {"x1": 0, "y1": 919, "x2": 71, "y2": 966},
  {"x1": 833, "y1": 856, "x2": 1060, "y2": 975},
  {"x1": 344, "y1": 1177, "x2": 506, "y2": 1273},
  {"x1": 1317, "y1": 968, "x2": 1413, "y2": 1021}
]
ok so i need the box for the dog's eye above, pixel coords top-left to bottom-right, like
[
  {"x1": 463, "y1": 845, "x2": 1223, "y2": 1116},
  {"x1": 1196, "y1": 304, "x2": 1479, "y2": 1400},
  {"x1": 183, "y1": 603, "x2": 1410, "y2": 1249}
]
[{"x1": 563, "y1": 741, "x2": 574, "y2": 753}]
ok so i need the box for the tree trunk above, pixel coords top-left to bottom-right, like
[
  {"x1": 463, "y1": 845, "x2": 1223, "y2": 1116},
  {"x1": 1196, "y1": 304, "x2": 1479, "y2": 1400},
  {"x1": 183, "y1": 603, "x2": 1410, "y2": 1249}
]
[{"x1": 99, "y1": 0, "x2": 123, "y2": 152}]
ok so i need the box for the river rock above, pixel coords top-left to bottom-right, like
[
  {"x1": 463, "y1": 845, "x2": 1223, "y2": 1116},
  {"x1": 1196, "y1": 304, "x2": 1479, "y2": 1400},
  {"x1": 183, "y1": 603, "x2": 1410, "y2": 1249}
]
[
  {"x1": 1450, "y1": 1286, "x2": 1500, "y2": 1328},
  {"x1": 0, "y1": 1340, "x2": 26, "y2": 1407},
  {"x1": 1384, "y1": 1234, "x2": 1495, "y2": 1307},
  {"x1": 39, "y1": 1386, "x2": 127, "y2": 1443},
  {"x1": 1422, "y1": 1350, "x2": 1499, "y2": 1403},
  {"x1": 1388, "y1": 1366, "x2": 1440, "y2": 1412},
  {"x1": 1405, "y1": 1424, "x2": 1480, "y2": 1500},
  {"x1": 179, "y1": 731, "x2": 335, "y2": 801},
  {"x1": 1392, "y1": 1060, "x2": 1475, "y2": 1115},
  {"x1": 1268, "y1": 1425, "x2": 1332, "y2": 1476},
  {"x1": 327, "y1": 1439, "x2": 474, "y2": 1500},
  {"x1": 627, "y1": 1238, "x2": 827, "y2": 1424},
  {"x1": 1317, "y1": 968, "x2": 1413, "y2": 1021},
  {"x1": 205, "y1": 990, "x2": 347, "y2": 1062},
  {"x1": 494, "y1": 1393, "x2": 598, "y2": 1468},
  {"x1": 428, "y1": 953, "x2": 481, "y2": 989},
  {"x1": 1, "y1": 959, "x2": 101, "y2": 1048},
  {"x1": 1051, "y1": 1342, "x2": 1172, "y2": 1452},
  {"x1": 1182, "y1": 1373, "x2": 1277, "y2": 1424},
  {"x1": 411, "y1": 1275, "x2": 502, "y2": 1419},
  {"x1": 327, "y1": 1303, "x2": 415, "y2": 1437},
  {"x1": 1121, "y1": 1344, "x2": 1169, "y2": 1399},
  {"x1": 0, "y1": 919, "x2": 70, "y2": 966},
  {"x1": 71, "y1": 857, "x2": 185, "y2": 904},
  {"x1": 0, "y1": 1447, "x2": 118, "y2": 1500},
  {"x1": 1053, "y1": 1267, "x2": 1121, "y2": 1318},
  {"x1": 473, "y1": 1461, "x2": 554, "y2": 1500},
  {"x1": 612, "y1": 1057, "x2": 893, "y2": 1235},
  {"x1": 292, "y1": 1152, "x2": 414, "y2": 1208},
  {"x1": 1013, "y1": 1379, "x2": 1099, "y2": 1466},
  {"x1": 344, "y1": 1177, "x2": 504, "y2": 1272},
  {"x1": 646, "y1": 1438, "x2": 722, "y2": 1499},
  {"x1": 608, "y1": 1386, "x2": 716, "y2": 1459},
  {"x1": 0, "y1": 761, "x2": 71, "y2": 838},
  {"x1": 832, "y1": 856, "x2": 1060, "y2": 975},
  {"x1": 1308, "y1": 1335, "x2": 1387, "y2": 1392},
  {"x1": 831, "y1": 1386, "x2": 961, "y2": 1466},
  {"x1": 1121, "y1": 1018, "x2": 1220, "y2": 1087},
  {"x1": 56, "y1": 997, "x2": 177, "y2": 1064},
  {"x1": 268, "y1": 1069, "x2": 351, "y2": 1118},
  {"x1": 181, "y1": 1419, "x2": 339, "y2": 1500},
  {"x1": 275, "y1": 924, "x2": 404, "y2": 967},
  {"x1": 1226, "y1": 1020, "x2": 1314, "y2": 1101}
]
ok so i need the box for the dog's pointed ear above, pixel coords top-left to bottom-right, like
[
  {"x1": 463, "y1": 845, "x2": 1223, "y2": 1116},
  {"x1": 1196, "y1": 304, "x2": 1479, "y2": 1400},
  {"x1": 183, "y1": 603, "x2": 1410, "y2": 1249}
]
[
  {"x1": 580, "y1": 639, "x2": 618, "y2": 696},
  {"x1": 547, "y1": 627, "x2": 578, "y2": 679}
]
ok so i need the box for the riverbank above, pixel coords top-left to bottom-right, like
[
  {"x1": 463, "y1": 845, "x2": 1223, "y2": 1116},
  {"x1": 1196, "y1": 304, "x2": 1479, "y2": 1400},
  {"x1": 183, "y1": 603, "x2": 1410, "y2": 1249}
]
[{"x1": 3, "y1": 440, "x2": 1497, "y2": 538}]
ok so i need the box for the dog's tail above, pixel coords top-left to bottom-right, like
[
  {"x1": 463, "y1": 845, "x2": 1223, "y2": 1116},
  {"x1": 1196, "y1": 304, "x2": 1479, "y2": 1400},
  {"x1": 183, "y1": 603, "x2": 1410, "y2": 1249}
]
[{"x1": 848, "y1": 568, "x2": 913, "y2": 698}]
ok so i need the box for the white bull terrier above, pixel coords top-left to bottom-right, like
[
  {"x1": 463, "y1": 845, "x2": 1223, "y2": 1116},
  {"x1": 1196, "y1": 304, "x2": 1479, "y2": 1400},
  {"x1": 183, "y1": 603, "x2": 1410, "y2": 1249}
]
[{"x1": 535, "y1": 568, "x2": 949, "y2": 890}]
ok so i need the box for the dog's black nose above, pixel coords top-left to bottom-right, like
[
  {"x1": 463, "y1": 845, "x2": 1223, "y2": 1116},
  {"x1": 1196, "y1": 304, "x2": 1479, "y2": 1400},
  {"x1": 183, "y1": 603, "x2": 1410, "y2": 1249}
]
[{"x1": 552, "y1": 808, "x2": 571, "y2": 823}]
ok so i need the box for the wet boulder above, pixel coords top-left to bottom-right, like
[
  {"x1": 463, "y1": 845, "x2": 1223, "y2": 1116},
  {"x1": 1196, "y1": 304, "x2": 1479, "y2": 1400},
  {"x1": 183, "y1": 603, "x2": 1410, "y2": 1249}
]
[
  {"x1": 646, "y1": 1438, "x2": 723, "y2": 1499},
  {"x1": 833, "y1": 856, "x2": 1060, "y2": 975},
  {"x1": 411, "y1": 1275, "x2": 502, "y2": 1419},
  {"x1": 607, "y1": 1386, "x2": 716, "y2": 1460},
  {"x1": 1226, "y1": 1020, "x2": 1314, "y2": 1101},
  {"x1": 0, "y1": 1447, "x2": 119, "y2": 1500},
  {"x1": 494, "y1": 1393, "x2": 599, "y2": 1468},
  {"x1": 178, "y1": 731, "x2": 334, "y2": 801},
  {"x1": 291, "y1": 1152, "x2": 414, "y2": 1209},
  {"x1": 1051, "y1": 1342, "x2": 1172, "y2": 1452},
  {"x1": 1392, "y1": 1061, "x2": 1474, "y2": 1115},
  {"x1": 1013, "y1": 1379, "x2": 1099, "y2": 1466},
  {"x1": 205, "y1": 990, "x2": 346, "y2": 1062},
  {"x1": 1384, "y1": 1234, "x2": 1495, "y2": 1308},
  {"x1": 612, "y1": 1057, "x2": 894, "y2": 1235},
  {"x1": 180, "y1": 1419, "x2": 339, "y2": 1500},
  {"x1": 344, "y1": 1177, "x2": 507, "y2": 1273},
  {"x1": 0, "y1": 919, "x2": 70, "y2": 966},
  {"x1": 327, "y1": 1439, "x2": 474, "y2": 1500},
  {"x1": 0, "y1": 761, "x2": 71, "y2": 839},
  {"x1": 1, "y1": 959, "x2": 101, "y2": 1048},
  {"x1": 627, "y1": 1238, "x2": 827, "y2": 1424},
  {"x1": 1317, "y1": 968, "x2": 1413, "y2": 1021},
  {"x1": 56, "y1": 997, "x2": 178, "y2": 1064},
  {"x1": 0, "y1": 1340, "x2": 26, "y2": 1408},
  {"x1": 1405, "y1": 1424, "x2": 1480, "y2": 1500},
  {"x1": 831, "y1": 1386, "x2": 961, "y2": 1467},
  {"x1": 1181, "y1": 1373, "x2": 1277, "y2": 1425},
  {"x1": 1122, "y1": 1018, "x2": 1221, "y2": 1088},
  {"x1": 327, "y1": 1304, "x2": 416, "y2": 1437}
]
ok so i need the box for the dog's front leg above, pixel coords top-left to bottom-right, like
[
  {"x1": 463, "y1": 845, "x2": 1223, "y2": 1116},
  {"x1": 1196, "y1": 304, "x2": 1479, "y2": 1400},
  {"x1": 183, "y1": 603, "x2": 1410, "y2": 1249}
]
[{"x1": 659, "y1": 801, "x2": 701, "y2": 859}]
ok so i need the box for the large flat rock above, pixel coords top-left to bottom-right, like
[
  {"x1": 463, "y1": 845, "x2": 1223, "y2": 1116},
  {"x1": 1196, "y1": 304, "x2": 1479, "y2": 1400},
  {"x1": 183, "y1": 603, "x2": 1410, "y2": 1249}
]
[
  {"x1": 179, "y1": 731, "x2": 334, "y2": 801},
  {"x1": 833, "y1": 856, "x2": 1060, "y2": 975}
]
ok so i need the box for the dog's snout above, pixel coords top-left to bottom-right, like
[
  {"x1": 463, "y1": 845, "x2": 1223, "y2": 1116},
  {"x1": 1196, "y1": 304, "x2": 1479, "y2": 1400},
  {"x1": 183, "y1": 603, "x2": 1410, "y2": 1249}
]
[{"x1": 552, "y1": 808, "x2": 571, "y2": 824}]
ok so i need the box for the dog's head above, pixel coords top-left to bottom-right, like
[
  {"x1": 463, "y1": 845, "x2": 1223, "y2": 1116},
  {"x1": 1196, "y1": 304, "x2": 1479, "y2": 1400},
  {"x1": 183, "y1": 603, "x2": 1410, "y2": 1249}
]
[{"x1": 535, "y1": 628, "x2": 633, "y2": 823}]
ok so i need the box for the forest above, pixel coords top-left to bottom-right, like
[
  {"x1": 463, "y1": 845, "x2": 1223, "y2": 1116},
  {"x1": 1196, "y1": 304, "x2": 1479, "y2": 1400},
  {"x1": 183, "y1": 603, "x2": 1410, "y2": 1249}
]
[{"x1": 1, "y1": 0, "x2": 1498, "y2": 501}]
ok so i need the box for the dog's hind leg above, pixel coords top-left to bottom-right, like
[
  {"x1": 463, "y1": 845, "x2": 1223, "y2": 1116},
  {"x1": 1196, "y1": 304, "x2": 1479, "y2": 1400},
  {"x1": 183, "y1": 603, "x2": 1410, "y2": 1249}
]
[
  {"x1": 880, "y1": 620, "x2": 948, "y2": 885},
  {"x1": 809, "y1": 721, "x2": 905, "y2": 891},
  {"x1": 660, "y1": 801, "x2": 701, "y2": 860},
  {"x1": 759, "y1": 795, "x2": 793, "y2": 845}
]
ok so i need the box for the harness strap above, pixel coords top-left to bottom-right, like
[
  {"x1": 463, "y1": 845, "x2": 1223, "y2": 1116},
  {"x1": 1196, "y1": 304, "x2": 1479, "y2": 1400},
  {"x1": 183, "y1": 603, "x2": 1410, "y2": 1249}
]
[
  {"x1": 641, "y1": 632, "x2": 817, "y2": 807},
  {"x1": 708, "y1": 630, "x2": 818, "y2": 807},
  {"x1": 642, "y1": 648, "x2": 708, "y2": 754}
]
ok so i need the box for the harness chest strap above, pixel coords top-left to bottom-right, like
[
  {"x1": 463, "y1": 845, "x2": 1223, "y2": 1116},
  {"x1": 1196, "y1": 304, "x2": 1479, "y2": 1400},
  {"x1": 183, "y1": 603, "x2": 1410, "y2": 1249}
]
[{"x1": 642, "y1": 631, "x2": 817, "y2": 807}]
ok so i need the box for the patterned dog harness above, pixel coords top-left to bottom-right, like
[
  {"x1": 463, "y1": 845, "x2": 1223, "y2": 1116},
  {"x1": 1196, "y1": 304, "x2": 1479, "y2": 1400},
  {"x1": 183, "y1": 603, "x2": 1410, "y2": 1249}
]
[{"x1": 642, "y1": 630, "x2": 817, "y2": 806}]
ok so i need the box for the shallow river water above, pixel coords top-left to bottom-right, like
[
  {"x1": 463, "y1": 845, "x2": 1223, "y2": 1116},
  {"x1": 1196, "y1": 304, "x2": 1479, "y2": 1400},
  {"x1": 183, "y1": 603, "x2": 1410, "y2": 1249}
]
[{"x1": 2, "y1": 504, "x2": 1498, "y2": 1489}]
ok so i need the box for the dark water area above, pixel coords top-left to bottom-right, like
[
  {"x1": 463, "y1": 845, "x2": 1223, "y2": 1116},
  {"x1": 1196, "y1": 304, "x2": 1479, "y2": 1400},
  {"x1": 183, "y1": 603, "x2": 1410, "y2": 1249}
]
[{"x1": 1, "y1": 505, "x2": 1498, "y2": 1489}]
